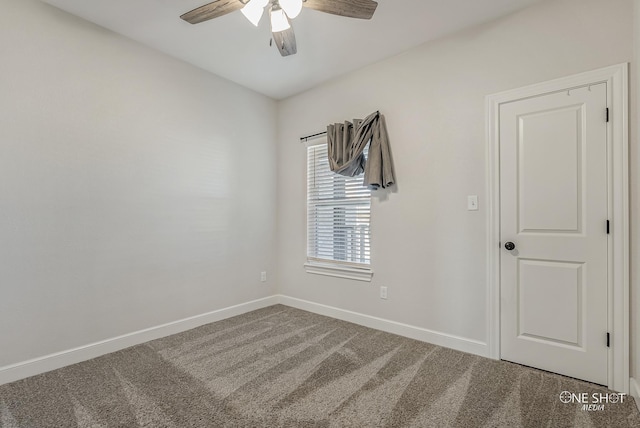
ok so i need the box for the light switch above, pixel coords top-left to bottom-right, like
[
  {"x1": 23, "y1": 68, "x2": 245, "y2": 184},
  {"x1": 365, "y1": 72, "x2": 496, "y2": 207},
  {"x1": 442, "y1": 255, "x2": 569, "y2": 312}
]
[{"x1": 468, "y1": 195, "x2": 478, "y2": 211}]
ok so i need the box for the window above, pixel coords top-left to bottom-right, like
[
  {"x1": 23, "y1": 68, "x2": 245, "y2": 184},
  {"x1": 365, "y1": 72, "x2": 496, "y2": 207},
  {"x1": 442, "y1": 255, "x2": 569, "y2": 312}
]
[{"x1": 305, "y1": 141, "x2": 372, "y2": 281}]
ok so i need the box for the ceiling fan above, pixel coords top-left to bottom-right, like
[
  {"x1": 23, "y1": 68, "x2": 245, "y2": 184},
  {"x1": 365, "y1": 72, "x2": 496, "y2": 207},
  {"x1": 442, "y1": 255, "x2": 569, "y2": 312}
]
[{"x1": 181, "y1": 0, "x2": 378, "y2": 57}]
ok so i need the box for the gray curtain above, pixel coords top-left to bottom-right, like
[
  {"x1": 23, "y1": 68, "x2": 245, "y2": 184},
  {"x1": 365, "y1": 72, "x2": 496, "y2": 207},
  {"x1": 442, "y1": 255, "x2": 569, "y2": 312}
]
[{"x1": 327, "y1": 111, "x2": 395, "y2": 190}]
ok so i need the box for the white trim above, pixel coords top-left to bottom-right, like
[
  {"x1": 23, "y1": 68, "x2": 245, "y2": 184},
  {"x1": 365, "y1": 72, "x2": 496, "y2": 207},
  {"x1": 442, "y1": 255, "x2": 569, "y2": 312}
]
[
  {"x1": 278, "y1": 295, "x2": 489, "y2": 357},
  {"x1": 1, "y1": 294, "x2": 489, "y2": 386},
  {"x1": 631, "y1": 378, "x2": 640, "y2": 412},
  {"x1": 0, "y1": 296, "x2": 279, "y2": 386},
  {"x1": 304, "y1": 261, "x2": 373, "y2": 282},
  {"x1": 635, "y1": 1, "x2": 640, "y2": 413},
  {"x1": 486, "y1": 63, "x2": 630, "y2": 393}
]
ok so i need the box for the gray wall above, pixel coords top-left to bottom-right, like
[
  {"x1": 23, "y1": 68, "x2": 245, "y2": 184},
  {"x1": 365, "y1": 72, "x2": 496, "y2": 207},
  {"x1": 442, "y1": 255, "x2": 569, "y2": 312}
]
[
  {"x1": 276, "y1": 0, "x2": 634, "y2": 356},
  {"x1": 0, "y1": 0, "x2": 278, "y2": 367}
]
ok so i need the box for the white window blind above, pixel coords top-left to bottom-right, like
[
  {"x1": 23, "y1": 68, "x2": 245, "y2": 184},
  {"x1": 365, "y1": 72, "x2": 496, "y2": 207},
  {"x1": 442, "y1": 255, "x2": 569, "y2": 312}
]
[{"x1": 307, "y1": 143, "x2": 371, "y2": 267}]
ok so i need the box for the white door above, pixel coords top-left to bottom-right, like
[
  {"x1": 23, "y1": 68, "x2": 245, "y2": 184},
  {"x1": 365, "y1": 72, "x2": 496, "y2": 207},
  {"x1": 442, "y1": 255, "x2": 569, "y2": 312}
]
[{"x1": 499, "y1": 83, "x2": 609, "y2": 385}]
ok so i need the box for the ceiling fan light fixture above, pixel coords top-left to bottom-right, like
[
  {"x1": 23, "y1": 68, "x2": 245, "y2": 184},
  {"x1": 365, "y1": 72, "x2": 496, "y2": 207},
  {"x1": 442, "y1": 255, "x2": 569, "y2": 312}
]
[
  {"x1": 241, "y1": 0, "x2": 268, "y2": 26},
  {"x1": 279, "y1": 0, "x2": 303, "y2": 19},
  {"x1": 270, "y1": 7, "x2": 291, "y2": 32}
]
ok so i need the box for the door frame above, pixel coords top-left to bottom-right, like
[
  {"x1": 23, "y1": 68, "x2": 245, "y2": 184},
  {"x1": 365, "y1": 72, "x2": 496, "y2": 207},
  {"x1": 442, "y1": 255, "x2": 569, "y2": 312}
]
[{"x1": 486, "y1": 63, "x2": 629, "y2": 393}]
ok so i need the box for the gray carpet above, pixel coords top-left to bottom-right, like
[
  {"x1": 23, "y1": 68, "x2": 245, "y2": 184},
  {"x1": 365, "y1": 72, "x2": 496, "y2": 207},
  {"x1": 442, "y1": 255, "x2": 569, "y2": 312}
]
[{"x1": 1, "y1": 305, "x2": 638, "y2": 427}]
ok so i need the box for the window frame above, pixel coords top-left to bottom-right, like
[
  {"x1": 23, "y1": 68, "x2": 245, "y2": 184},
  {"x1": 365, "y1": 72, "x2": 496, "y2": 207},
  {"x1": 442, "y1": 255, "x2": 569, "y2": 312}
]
[{"x1": 304, "y1": 138, "x2": 373, "y2": 282}]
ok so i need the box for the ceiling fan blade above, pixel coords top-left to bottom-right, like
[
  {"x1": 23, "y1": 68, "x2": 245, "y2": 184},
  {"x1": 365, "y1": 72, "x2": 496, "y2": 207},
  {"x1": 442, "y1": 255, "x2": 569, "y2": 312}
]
[
  {"x1": 181, "y1": 0, "x2": 244, "y2": 24},
  {"x1": 303, "y1": 0, "x2": 378, "y2": 19},
  {"x1": 273, "y1": 27, "x2": 297, "y2": 57}
]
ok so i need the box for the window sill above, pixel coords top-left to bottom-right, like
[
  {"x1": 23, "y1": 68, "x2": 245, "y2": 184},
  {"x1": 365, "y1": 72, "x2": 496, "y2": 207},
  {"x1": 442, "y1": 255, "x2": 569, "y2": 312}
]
[{"x1": 304, "y1": 261, "x2": 373, "y2": 282}]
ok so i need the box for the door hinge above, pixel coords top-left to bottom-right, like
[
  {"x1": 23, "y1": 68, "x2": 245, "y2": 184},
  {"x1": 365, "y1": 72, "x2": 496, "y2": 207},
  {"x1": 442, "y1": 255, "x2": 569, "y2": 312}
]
[
  {"x1": 606, "y1": 108, "x2": 610, "y2": 122},
  {"x1": 607, "y1": 220, "x2": 610, "y2": 234},
  {"x1": 607, "y1": 332, "x2": 610, "y2": 347}
]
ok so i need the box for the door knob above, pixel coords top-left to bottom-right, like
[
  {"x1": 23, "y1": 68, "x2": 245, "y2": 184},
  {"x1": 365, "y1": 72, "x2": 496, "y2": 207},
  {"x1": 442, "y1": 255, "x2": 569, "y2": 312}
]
[{"x1": 505, "y1": 242, "x2": 516, "y2": 251}]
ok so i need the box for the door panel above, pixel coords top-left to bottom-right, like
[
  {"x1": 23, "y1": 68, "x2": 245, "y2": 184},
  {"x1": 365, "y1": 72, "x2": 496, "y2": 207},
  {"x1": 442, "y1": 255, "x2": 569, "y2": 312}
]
[
  {"x1": 518, "y1": 105, "x2": 583, "y2": 233},
  {"x1": 500, "y1": 83, "x2": 608, "y2": 385},
  {"x1": 518, "y1": 259, "x2": 583, "y2": 346}
]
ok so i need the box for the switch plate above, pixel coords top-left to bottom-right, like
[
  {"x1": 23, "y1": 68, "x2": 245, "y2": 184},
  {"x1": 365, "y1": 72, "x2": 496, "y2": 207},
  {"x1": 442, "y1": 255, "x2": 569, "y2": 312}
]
[
  {"x1": 260, "y1": 271, "x2": 267, "y2": 282},
  {"x1": 467, "y1": 195, "x2": 479, "y2": 211},
  {"x1": 380, "y1": 286, "x2": 387, "y2": 299}
]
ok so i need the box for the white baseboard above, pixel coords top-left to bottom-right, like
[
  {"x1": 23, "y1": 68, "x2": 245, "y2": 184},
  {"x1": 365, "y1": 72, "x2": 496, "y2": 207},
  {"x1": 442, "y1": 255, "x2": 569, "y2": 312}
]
[
  {"x1": 0, "y1": 296, "x2": 279, "y2": 386},
  {"x1": 630, "y1": 377, "x2": 640, "y2": 412},
  {"x1": 277, "y1": 295, "x2": 489, "y2": 358},
  {"x1": 0, "y1": 294, "x2": 491, "y2": 386}
]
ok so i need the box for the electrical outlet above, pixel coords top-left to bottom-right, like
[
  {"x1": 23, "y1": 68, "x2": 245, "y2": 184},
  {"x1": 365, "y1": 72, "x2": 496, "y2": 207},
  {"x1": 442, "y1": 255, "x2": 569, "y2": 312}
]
[
  {"x1": 260, "y1": 271, "x2": 267, "y2": 282},
  {"x1": 380, "y1": 286, "x2": 387, "y2": 300}
]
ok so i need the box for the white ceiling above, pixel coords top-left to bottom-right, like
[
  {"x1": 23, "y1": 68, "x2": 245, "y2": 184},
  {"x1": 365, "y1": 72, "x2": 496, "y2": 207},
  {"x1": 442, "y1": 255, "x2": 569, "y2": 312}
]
[{"x1": 41, "y1": 0, "x2": 546, "y2": 99}]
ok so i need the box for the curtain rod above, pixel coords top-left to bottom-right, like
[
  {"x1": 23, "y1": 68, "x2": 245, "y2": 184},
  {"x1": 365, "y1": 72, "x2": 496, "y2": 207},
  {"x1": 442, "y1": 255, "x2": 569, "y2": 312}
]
[
  {"x1": 299, "y1": 131, "x2": 327, "y2": 143},
  {"x1": 300, "y1": 111, "x2": 380, "y2": 143}
]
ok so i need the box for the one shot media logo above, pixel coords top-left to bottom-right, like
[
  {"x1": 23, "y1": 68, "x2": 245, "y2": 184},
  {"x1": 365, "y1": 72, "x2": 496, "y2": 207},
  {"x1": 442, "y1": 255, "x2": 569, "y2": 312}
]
[{"x1": 559, "y1": 391, "x2": 627, "y2": 411}]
